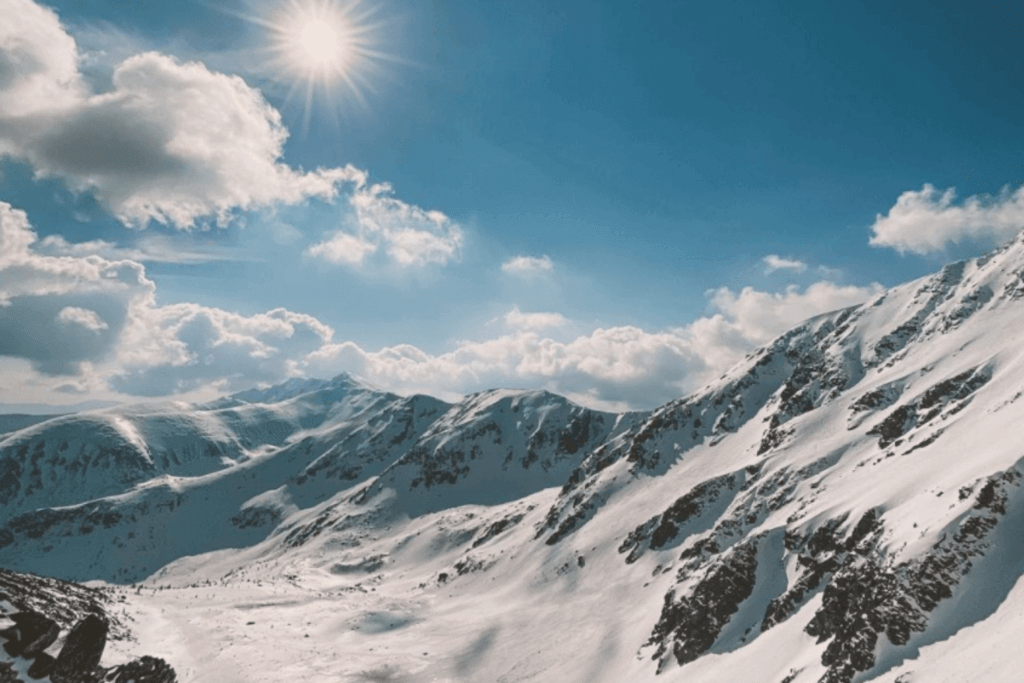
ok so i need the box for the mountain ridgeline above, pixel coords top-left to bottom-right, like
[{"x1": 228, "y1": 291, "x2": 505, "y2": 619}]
[{"x1": 6, "y1": 234, "x2": 1024, "y2": 682}]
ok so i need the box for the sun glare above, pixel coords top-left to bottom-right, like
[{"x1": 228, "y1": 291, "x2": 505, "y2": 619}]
[{"x1": 249, "y1": 0, "x2": 388, "y2": 123}]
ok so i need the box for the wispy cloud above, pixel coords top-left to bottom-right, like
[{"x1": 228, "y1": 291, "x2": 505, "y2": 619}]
[
  {"x1": 504, "y1": 306, "x2": 568, "y2": 331},
  {"x1": 870, "y1": 183, "x2": 1024, "y2": 254},
  {"x1": 501, "y1": 255, "x2": 553, "y2": 275},
  {"x1": 762, "y1": 254, "x2": 807, "y2": 274},
  {"x1": 38, "y1": 233, "x2": 253, "y2": 264}
]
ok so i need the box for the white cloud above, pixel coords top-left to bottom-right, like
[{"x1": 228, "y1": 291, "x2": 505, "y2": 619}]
[
  {"x1": 0, "y1": 0, "x2": 366, "y2": 229},
  {"x1": 706, "y1": 281, "x2": 884, "y2": 346},
  {"x1": 306, "y1": 230, "x2": 377, "y2": 265},
  {"x1": 870, "y1": 183, "x2": 1024, "y2": 254},
  {"x1": 57, "y1": 306, "x2": 109, "y2": 332},
  {"x1": 504, "y1": 306, "x2": 568, "y2": 331},
  {"x1": 110, "y1": 302, "x2": 334, "y2": 396},
  {"x1": 307, "y1": 182, "x2": 463, "y2": 268},
  {"x1": 303, "y1": 280, "x2": 883, "y2": 410},
  {"x1": 502, "y1": 255, "x2": 553, "y2": 275},
  {"x1": 2, "y1": 202, "x2": 884, "y2": 409},
  {"x1": 0, "y1": 201, "x2": 334, "y2": 394},
  {"x1": 0, "y1": 201, "x2": 152, "y2": 374},
  {"x1": 763, "y1": 254, "x2": 807, "y2": 274},
  {"x1": 0, "y1": 0, "x2": 84, "y2": 117}
]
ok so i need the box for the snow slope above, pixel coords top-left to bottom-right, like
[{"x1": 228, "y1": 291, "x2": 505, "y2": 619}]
[{"x1": 7, "y1": 236, "x2": 1024, "y2": 681}]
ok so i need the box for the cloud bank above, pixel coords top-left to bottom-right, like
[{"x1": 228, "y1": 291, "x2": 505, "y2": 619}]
[{"x1": 0, "y1": 201, "x2": 880, "y2": 409}]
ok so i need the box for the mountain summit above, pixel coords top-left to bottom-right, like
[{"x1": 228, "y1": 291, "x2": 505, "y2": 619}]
[{"x1": 4, "y1": 237, "x2": 1024, "y2": 681}]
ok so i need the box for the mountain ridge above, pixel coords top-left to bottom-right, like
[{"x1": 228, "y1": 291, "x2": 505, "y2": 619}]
[{"x1": 3, "y1": 235, "x2": 1024, "y2": 681}]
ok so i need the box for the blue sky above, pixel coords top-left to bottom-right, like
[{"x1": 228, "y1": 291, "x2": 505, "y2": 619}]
[{"x1": 2, "y1": 0, "x2": 1024, "y2": 411}]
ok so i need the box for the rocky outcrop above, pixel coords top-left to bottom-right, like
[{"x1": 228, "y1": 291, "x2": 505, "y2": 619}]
[
  {"x1": 0, "y1": 569, "x2": 177, "y2": 683},
  {"x1": 618, "y1": 472, "x2": 743, "y2": 564},
  {"x1": 646, "y1": 536, "x2": 761, "y2": 669}
]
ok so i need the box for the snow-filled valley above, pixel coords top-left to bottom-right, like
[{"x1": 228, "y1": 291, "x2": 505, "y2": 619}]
[{"x1": 7, "y1": 234, "x2": 1024, "y2": 682}]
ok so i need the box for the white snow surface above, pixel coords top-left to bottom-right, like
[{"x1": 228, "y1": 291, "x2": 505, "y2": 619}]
[{"x1": 6, "y1": 239, "x2": 1024, "y2": 680}]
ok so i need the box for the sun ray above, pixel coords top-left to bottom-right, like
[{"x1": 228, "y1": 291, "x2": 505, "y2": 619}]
[{"x1": 234, "y1": 0, "x2": 392, "y2": 127}]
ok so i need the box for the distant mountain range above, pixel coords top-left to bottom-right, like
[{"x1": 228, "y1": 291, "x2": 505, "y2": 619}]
[{"x1": 5, "y1": 234, "x2": 1024, "y2": 682}]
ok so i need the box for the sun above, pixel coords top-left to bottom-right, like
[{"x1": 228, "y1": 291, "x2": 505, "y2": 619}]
[
  {"x1": 273, "y1": 1, "x2": 353, "y2": 79},
  {"x1": 246, "y1": 0, "x2": 388, "y2": 122}
]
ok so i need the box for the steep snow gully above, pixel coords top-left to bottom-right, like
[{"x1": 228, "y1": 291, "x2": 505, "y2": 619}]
[{"x1": 7, "y1": 234, "x2": 1024, "y2": 681}]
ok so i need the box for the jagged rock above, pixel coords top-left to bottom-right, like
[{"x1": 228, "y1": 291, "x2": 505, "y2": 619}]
[
  {"x1": 618, "y1": 472, "x2": 740, "y2": 563},
  {"x1": 27, "y1": 652, "x2": 57, "y2": 679},
  {"x1": 51, "y1": 614, "x2": 108, "y2": 683},
  {"x1": 10, "y1": 611, "x2": 60, "y2": 657},
  {"x1": 647, "y1": 537, "x2": 760, "y2": 667},
  {"x1": 0, "y1": 662, "x2": 20, "y2": 683},
  {"x1": 103, "y1": 656, "x2": 177, "y2": 683}
]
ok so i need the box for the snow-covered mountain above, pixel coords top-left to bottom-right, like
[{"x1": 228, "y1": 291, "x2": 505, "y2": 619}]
[{"x1": 5, "y1": 235, "x2": 1024, "y2": 682}]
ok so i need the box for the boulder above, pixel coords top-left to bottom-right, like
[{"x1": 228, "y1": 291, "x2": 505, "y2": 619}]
[
  {"x1": 11, "y1": 611, "x2": 60, "y2": 656},
  {"x1": 27, "y1": 651, "x2": 56, "y2": 680},
  {"x1": 51, "y1": 614, "x2": 108, "y2": 683},
  {"x1": 0, "y1": 662, "x2": 20, "y2": 683},
  {"x1": 104, "y1": 656, "x2": 178, "y2": 683}
]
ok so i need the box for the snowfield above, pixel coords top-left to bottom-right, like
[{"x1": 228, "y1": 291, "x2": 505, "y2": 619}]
[{"x1": 7, "y1": 234, "x2": 1024, "y2": 681}]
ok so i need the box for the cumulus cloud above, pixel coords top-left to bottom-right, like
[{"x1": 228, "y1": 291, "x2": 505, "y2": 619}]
[
  {"x1": 0, "y1": 202, "x2": 337, "y2": 394},
  {"x1": 3, "y1": 201, "x2": 884, "y2": 409},
  {"x1": 763, "y1": 254, "x2": 807, "y2": 274},
  {"x1": 870, "y1": 183, "x2": 1024, "y2": 254},
  {"x1": 308, "y1": 182, "x2": 463, "y2": 268},
  {"x1": 0, "y1": 0, "x2": 83, "y2": 117},
  {"x1": 57, "y1": 306, "x2": 109, "y2": 332},
  {"x1": 111, "y1": 303, "x2": 333, "y2": 396},
  {"x1": 706, "y1": 281, "x2": 884, "y2": 346},
  {"x1": 502, "y1": 255, "x2": 553, "y2": 275},
  {"x1": 504, "y1": 307, "x2": 568, "y2": 331},
  {"x1": 303, "y1": 280, "x2": 883, "y2": 410},
  {"x1": 0, "y1": 0, "x2": 367, "y2": 229},
  {"x1": 0, "y1": 202, "x2": 152, "y2": 374}
]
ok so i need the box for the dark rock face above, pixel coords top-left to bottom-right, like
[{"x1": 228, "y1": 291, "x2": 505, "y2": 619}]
[
  {"x1": 471, "y1": 512, "x2": 526, "y2": 549},
  {"x1": 868, "y1": 366, "x2": 990, "y2": 449},
  {"x1": 0, "y1": 569, "x2": 123, "y2": 638},
  {"x1": 770, "y1": 468, "x2": 1020, "y2": 683},
  {"x1": 618, "y1": 472, "x2": 741, "y2": 564},
  {"x1": 7, "y1": 611, "x2": 59, "y2": 657},
  {"x1": 805, "y1": 559, "x2": 925, "y2": 683},
  {"x1": 103, "y1": 656, "x2": 178, "y2": 683},
  {"x1": 28, "y1": 651, "x2": 57, "y2": 678},
  {"x1": 646, "y1": 536, "x2": 761, "y2": 668},
  {"x1": 51, "y1": 614, "x2": 109, "y2": 683},
  {"x1": 0, "y1": 662, "x2": 19, "y2": 683}
]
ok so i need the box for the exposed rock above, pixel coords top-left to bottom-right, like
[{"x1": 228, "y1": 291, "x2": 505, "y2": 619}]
[
  {"x1": 5, "y1": 611, "x2": 59, "y2": 658},
  {"x1": 0, "y1": 662, "x2": 19, "y2": 683},
  {"x1": 0, "y1": 569, "x2": 124, "y2": 639},
  {"x1": 27, "y1": 652, "x2": 56, "y2": 679},
  {"x1": 868, "y1": 366, "x2": 990, "y2": 448},
  {"x1": 646, "y1": 536, "x2": 761, "y2": 668},
  {"x1": 103, "y1": 656, "x2": 177, "y2": 683},
  {"x1": 51, "y1": 614, "x2": 109, "y2": 683},
  {"x1": 618, "y1": 472, "x2": 740, "y2": 563}
]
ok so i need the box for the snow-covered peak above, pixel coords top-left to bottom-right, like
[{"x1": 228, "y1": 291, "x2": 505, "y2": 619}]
[{"x1": 222, "y1": 373, "x2": 370, "y2": 406}]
